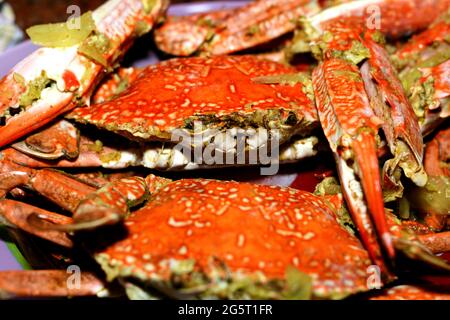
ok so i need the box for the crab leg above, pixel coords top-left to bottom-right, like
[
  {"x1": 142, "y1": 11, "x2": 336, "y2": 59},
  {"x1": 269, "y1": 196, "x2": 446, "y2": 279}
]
[
  {"x1": 0, "y1": 270, "x2": 104, "y2": 298},
  {"x1": 154, "y1": 7, "x2": 238, "y2": 56},
  {"x1": 394, "y1": 13, "x2": 450, "y2": 62},
  {"x1": 0, "y1": 0, "x2": 168, "y2": 148},
  {"x1": 58, "y1": 175, "x2": 172, "y2": 230},
  {"x1": 0, "y1": 157, "x2": 96, "y2": 211},
  {"x1": 0, "y1": 147, "x2": 109, "y2": 169},
  {"x1": 0, "y1": 165, "x2": 151, "y2": 240},
  {"x1": 0, "y1": 159, "x2": 146, "y2": 237},
  {"x1": 312, "y1": 58, "x2": 393, "y2": 273},
  {"x1": 0, "y1": 169, "x2": 155, "y2": 233},
  {"x1": 16, "y1": 173, "x2": 169, "y2": 232},
  {"x1": 206, "y1": 0, "x2": 321, "y2": 55}
]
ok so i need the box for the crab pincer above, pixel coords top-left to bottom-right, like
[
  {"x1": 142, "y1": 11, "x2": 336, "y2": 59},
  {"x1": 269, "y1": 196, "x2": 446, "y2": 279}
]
[
  {"x1": 310, "y1": 18, "x2": 428, "y2": 274},
  {"x1": 360, "y1": 33, "x2": 427, "y2": 198},
  {"x1": 11, "y1": 120, "x2": 80, "y2": 160},
  {"x1": 0, "y1": 0, "x2": 169, "y2": 148},
  {"x1": 312, "y1": 57, "x2": 393, "y2": 273}
]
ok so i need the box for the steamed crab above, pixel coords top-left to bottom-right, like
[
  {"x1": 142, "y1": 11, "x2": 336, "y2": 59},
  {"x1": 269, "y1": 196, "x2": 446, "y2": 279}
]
[
  {"x1": 6, "y1": 55, "x2": 320, "y2": 171},
  {"x1": 0, "y1": 152, "x2": 447, "y2": 299},
  {"x1": 0, "y1": 175, "x2": 373, "y2": 299},
  {"x1": 0, "y1": 171, "x2": 446, "y2": 299},
  {"x1": 0, "y1": 0, "x2": 448, "y2": 300}
]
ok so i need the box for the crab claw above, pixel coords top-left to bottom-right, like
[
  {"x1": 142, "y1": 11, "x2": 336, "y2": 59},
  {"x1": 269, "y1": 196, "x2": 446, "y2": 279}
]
[
  {"x1": 7, "y1": 67, "x2": 142, "y2": 162},
  {"x1": 308, "y1": 10, "x2": 431, "y2": 270},
  {"x1": 352, "y1": 130, "x2": 394, "y2": 259},
  {"x1": 312, "y1": 57, "x2": 394, "y2": 273},
  {"x1": 0, "y1": 0, "x2": 168, "y2": 148},
  {"x1": 360, "y1": 36, "x2": 427, "y2": 200},
  {"x1": 12, "y1": 120, "x2": 80, "y2": 160}
]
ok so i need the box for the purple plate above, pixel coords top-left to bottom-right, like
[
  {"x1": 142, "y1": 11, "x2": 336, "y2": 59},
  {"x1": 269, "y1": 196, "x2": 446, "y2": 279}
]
[{"x1": 0, "y1": 1, "x2": 246, "y2": 272}]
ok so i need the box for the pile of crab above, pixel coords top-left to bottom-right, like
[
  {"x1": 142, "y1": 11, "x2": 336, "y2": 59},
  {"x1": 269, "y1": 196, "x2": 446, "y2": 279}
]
[{"x1": 0, "y1": 0, "x2": 449, "y2": 300}]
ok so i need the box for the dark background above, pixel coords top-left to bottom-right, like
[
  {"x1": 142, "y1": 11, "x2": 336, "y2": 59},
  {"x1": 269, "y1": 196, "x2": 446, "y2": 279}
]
[{"x1": 6, "y1": 0, "x2": 222, "y2": 31}]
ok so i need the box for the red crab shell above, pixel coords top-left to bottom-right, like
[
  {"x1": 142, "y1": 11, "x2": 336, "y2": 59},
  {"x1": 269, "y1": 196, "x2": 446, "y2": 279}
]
[
  {"x1": 95, "y1": 179, "x2": 372, "y2": 299},
  {"x1": 68, "y1": 55, "x2": 317, "y2": 141}
]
